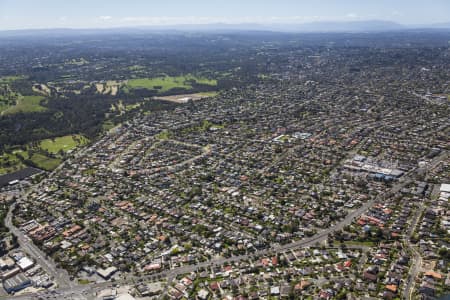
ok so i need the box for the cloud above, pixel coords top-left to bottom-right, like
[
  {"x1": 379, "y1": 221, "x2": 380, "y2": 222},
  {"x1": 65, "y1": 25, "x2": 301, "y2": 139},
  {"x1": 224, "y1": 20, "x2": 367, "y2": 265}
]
[
  {"x1": 120, "y1": 16, "x2": 228, "y2": 25},
  {"x1": 117, "y1": 15, "x2": 330, "y2": 25},
  {"x1": 98, "y1": 16, "x2": 113, "y2": 21},
  {"x1": 391, "y1": 11, "x2": 404, "y2": 17}
]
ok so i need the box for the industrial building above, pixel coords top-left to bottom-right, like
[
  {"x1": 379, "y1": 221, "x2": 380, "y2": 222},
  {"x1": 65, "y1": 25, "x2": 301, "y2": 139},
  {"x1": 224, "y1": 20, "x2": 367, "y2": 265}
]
[{"x1": 3, "y1": 273, "x2": 31, "y2": 294}]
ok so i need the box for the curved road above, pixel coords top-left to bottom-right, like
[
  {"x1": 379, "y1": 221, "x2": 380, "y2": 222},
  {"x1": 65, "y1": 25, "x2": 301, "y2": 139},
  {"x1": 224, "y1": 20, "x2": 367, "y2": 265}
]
[
  {"x1": 1, "y1": 171, "x2": 412, "y2": 300},
  {"x1": 3, "y1": 150, "x2": 446, "y2": 300}
]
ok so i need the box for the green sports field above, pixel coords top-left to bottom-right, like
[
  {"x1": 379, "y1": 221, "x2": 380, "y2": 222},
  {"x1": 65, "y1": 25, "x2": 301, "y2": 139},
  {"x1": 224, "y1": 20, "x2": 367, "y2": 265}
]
[
  {"x1": 127, "y1": 75, "x2": 217, "y2": 93},
  {"x1": 1, "y1": 95, "x2": 47, "y2": 114},
  {"x1": 40, "y1": 134, "x2": 89, "y2": 154}
]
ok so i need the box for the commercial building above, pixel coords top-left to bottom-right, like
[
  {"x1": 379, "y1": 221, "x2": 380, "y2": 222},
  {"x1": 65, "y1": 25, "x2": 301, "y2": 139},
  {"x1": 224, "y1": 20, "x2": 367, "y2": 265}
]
[
  {"x1": 3, "y1": 273, "x2": 32, "y2": 294},
  {"x1": 17, "y1": 257, "x2": 34, "y2": 271},
  {"x1": 97, "y1": 266, "x2": 118, "y2": 280}
]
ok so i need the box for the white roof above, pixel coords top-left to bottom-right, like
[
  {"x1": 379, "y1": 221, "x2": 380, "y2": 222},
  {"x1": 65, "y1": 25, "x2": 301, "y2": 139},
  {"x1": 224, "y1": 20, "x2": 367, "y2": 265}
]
[
  {"x1": 440, "y1": 184, "x2": 450, "y2": 193},
  {"x1": 60, "y1": 241, "x2": 72, "y2": 250},
  {"x1": 116, "y1": 294, "x2": 136, "y2": 300},
  {"x1": 97, "y1": 266, "x2": 118, "y2": 278},
  {"x1": 198, "y1": 289, "x2": 209, "y2": 299},
  {"x1": 17, "y1": 257, "x2": 34, "y2": 270},
  {"x1": 271, "y1": 286, "x2": 280, "y2": 294}
]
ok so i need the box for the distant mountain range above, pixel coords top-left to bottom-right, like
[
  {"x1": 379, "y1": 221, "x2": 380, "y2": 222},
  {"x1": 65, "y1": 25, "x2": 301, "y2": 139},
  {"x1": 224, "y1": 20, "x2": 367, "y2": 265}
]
[
  {"x1": 143, "y1": 20, "x2": 408, "y2": 32},
  {"x1": 1, "y1": 20, "x2": 450, "y2": 37},
  {"x1": 157, "y1": 20, "x2": 450, "y2": 32}
]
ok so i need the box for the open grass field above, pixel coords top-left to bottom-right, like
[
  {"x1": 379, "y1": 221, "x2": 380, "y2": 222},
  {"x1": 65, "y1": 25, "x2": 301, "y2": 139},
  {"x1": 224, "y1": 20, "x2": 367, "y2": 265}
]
[
  {"x1": 40, "y1": 134, "x2": 89, "y2": 154},
  {"x1": 12, "y1": 150, "x2": 29, "y2": 160},
  {"x1": 1, "y1": 95, "x2": 47, "y2": 115},
  {"x1": 29, "y1": 153, "x2": 61, "y2": 171},
  {"x1": 0, "y1": 135, "x2": 89, "y2": 174},
  {"x1": 0, "y1": 152, "x2": 26, "y2": 175},
  {"x1": 127, "y1": 75, "x2": 217, "y2": 93}
]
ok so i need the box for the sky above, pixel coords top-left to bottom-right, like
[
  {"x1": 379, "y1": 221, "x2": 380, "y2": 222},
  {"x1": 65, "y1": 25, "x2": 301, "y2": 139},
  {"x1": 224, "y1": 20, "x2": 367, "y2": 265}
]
[{"x1": 0, "y1": 0, "x2": 449, "y2": 30}]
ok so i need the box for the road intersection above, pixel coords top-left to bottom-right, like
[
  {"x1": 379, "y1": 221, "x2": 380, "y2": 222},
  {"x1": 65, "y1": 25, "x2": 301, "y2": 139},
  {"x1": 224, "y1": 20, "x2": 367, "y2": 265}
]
[{"x1": 2, "y1": 150, "x2": 446, "y2": 300}]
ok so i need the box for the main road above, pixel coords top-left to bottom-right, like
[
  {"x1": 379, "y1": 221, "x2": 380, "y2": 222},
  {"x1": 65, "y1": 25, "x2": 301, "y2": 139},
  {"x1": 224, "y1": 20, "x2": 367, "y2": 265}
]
[
  {"x1": 5, "y1": 194, "x2": 73, "y2": 289},
  {"x1": 402, "y1": 202, "x2": 424, "y2": 300},
  {"x1": 400, "y1": 152, "x2": 448, "y2": 300},
  {"x1": 0, "y1": 165, "x2": 416, "y2": 300},
  {"x1": 2, "y1": 148, "x2": 446, "y2": 300}
]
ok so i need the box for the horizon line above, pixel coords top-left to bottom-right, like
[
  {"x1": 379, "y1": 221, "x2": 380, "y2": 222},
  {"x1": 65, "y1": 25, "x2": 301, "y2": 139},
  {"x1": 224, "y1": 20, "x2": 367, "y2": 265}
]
[{"x1": 1, "y1": 19, "x2": 450, "y2": 33}]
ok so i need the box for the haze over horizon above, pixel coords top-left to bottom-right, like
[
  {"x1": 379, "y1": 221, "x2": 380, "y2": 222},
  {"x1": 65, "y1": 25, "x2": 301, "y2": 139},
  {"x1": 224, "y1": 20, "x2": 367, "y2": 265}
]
[{"x1": 1, "y1": 0, "x2": 450, "y2": 31}]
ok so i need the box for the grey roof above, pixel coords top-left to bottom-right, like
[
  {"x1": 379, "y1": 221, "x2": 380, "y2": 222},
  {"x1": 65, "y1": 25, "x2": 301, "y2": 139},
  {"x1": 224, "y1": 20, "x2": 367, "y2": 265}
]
[{"x1": 3, "y1": 273, "x2": 31, "y2": 290}]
